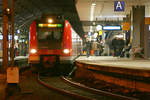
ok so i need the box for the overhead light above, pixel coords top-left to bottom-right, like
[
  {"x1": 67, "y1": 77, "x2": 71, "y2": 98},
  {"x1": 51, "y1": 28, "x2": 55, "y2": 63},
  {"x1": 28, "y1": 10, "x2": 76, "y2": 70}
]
[
  {"x1": 96, "y1": 15, "x2": 126, "y2": 18},
  {"x1": 90, "y1": 2, "x2": 96, "y2": 32},
  {"x1": 96, "y1": 25, "x2": 102, "y2": 31},
  {"x1": 92, "y1": 3, "x2": 96, "y2": 6},
  {"x1": 103, "y1": 26, "x2": 122, "y2": 30},
  {"x1": 90, "y1": 3, "x2": 96, "y2": 21},
  {"x1": 17, "y1": 29, "x2": 20, "y2": 34}
]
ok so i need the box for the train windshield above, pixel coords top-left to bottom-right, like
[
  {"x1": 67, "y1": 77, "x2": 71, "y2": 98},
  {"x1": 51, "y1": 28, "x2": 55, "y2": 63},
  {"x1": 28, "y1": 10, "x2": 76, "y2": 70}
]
[{"x1": 37, "y1": 27, "x2": 63, "y2": 49}]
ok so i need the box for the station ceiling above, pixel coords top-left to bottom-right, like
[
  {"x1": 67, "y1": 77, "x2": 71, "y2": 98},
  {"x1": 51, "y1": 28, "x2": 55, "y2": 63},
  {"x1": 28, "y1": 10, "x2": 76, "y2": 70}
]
[
  {"x1": 0, "y1": 0, "x2": 150, "y2": 38},
  {"x1": 0, "y1": 0, "x2": 84, "y2": 38},
  {"x1": 76, "y1": 0, "x2": 150, "y2": 33}
]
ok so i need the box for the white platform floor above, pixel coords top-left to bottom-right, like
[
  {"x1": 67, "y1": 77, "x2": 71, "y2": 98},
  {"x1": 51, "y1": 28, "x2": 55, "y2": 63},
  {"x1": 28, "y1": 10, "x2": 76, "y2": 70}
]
[
  {"x1": 76, "y1": 56, "x2": 150, "y2": 70},
  {"x1": 0, "y1": 56, "x2": 28, "y2": 62}
]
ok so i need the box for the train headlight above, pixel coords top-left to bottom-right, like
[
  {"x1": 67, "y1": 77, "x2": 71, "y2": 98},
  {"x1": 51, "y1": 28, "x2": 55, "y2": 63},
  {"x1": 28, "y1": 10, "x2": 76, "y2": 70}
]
[
  {"x1": 63, "y1": 49, "x2": 69, "y2": 54},
  {"x1": 30, "y1": 49, "x2": 37, "y2": 54},
  {"x1": 48, "y1": 18, "x2": 53, "y2": 23}
]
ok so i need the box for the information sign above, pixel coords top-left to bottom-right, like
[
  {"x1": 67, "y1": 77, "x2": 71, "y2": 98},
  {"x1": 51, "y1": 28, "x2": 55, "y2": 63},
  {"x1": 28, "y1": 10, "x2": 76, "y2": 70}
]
[{"x1": 114, "y1": 1, "x2": 125, "y2": 11}]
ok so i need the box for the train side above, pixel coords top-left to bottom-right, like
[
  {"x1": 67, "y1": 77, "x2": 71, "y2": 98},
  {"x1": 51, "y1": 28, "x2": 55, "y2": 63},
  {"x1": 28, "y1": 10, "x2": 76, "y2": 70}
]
[
  {"x1": 60, "y1": 21, "x2": 83, "y2": 64},
  {"x1": 28, "y1": 15, "x2": 82, "y2": 74}
]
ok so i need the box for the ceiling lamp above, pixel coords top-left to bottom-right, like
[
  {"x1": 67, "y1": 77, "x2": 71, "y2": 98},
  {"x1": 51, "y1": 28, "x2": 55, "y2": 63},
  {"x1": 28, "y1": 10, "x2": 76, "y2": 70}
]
[
  {"x1": 92, "y1": 3, "x2": 96, "y2": 6},
  {"x1": 90, "y1": 2, "x2": 96, "y2": 32},
  {"x1": 17, "y1": 29, "x2": 20, "y2": 34},
  {"x1": 96, "y1": 25, "x2": 102, "y2": 31},
  {"x1": 90, "y1": 3, "x2": 96, "y2": 21}
]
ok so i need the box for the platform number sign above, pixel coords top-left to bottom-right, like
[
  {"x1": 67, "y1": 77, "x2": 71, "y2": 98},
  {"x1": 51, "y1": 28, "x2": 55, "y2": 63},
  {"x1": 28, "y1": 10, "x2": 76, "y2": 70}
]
[{"x1": 114, "y1": 1, "x2": 125, "y2": 11}]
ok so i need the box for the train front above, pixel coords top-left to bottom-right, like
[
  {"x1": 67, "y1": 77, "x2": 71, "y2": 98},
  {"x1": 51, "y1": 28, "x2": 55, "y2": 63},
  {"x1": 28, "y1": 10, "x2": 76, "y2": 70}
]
[
  {"x1": 29, "y1": 15, "x2": 65, "y2": 66},
  {"x1": 29, "y1": 14, "x2": 82, "y2": 75}
]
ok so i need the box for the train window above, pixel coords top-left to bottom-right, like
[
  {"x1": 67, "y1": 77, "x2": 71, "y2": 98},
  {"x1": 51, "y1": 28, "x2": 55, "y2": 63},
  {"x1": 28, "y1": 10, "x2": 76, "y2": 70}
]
[
  {"x1": 38, "y1": 31, "x2": 62, "y2": 40},
  {"x1": 37, "y1": 26, "x2": 63, "y2": 41},
  {"x1": 38, "y1": 31, "x2": 46, "y2": 40},
  {"x1": 53, "y1": 31, "x2": 61, "y2": 40},
  {"x1": 46, "y1": 31, "x2": 53, "y2": 40}
]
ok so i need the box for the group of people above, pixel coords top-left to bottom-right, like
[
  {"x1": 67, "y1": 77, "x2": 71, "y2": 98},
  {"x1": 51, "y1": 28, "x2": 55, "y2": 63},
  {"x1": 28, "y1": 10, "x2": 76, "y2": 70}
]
[
  {"x1": 84, "y1": 40, "x2": 103, "y2": 57},
  {"x1": 112, "y1": 37, "x2": 125, "y2": 57},
  {"x1": 112, "y1": 37, "x2": 131, "y2": 58},
  {"x1": 84, "y1": 36, "x2": 144, "y2": 59}
]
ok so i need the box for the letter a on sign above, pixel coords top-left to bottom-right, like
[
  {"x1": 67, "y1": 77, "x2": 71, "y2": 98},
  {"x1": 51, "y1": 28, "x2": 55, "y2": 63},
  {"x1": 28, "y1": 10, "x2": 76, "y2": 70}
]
[{"x1": 114, "y1": 1, "x2": 125, "y2": 11}]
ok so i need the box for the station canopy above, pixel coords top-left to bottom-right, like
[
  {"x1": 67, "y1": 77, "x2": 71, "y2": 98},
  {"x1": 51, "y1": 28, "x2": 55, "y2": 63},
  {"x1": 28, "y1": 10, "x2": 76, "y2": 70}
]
[{"x1": 0, "y1": 0, "x2": 84, "y2": 38}]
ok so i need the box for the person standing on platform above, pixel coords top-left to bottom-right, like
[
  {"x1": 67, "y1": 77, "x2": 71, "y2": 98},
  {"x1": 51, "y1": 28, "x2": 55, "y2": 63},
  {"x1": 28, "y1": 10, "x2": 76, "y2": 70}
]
[
  {"x1": 112, "y1": 37, "x2": 118, "y2": 56},
  {"x1": 118, "y1": 38, "x2": 125, "y2": 57},
  {"x1": 92, "y1": 41, "x2": 99, "y2": 56},
  {"x1": 125, "y1": 44, "x2": 131, "y2": 58},
  {"x1": 85, "y1": 40, "x2": 91, "y2": 57},
  {"x1": 98, "y1": 42, "x2": 103, "y2": 56},
  {"x1": 14, "y1": 40, "x2": 19, "y2": 57}
]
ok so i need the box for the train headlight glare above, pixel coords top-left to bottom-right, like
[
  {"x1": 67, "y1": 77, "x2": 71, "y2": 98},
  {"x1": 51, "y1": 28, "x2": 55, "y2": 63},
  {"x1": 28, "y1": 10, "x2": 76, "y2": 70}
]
[
  {"x1": 48, "y1": 18, "x2": 53, "y2": 23},
  {"x1": 31, "y1": 49, "x2": 37, "y2": 54},
  {"x1": 63, "y1": 49, "x2": 69, "y2": 54}
]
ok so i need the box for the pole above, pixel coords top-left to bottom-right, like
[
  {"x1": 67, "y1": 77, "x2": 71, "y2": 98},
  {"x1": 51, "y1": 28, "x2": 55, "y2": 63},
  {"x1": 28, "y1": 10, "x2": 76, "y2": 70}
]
[
  {"x1": 11, "y1": 0, "x2": 14, "y2": 66},
  {"x1": 1, "y1": 0, "x2": 9, "y2": 100},
  {"x1": 2, "y1": 0, "x2": 9, "y2": 74}
]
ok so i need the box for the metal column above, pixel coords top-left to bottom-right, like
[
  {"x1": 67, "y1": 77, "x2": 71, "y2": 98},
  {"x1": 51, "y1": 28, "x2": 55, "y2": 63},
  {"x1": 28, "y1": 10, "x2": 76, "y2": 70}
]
[
  {"x1": 10, "y1": 0, "x2": 15, "y2": 66},
  {"x1": 2, "y1": 0, "x2": 9, "y2": 74}
]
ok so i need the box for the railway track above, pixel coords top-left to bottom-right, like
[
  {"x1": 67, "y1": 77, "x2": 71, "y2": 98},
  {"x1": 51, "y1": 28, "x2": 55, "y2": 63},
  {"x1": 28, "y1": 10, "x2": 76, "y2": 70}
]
[
  {"x1": 4, "y1": 64, "x2": 141, "y2": 100},
  {"x1": 38, "y1": 74, "x2": 137, "y2": 100},
  {"x1": 7, "y1": 69, "x2": 76, "y2": 100}
]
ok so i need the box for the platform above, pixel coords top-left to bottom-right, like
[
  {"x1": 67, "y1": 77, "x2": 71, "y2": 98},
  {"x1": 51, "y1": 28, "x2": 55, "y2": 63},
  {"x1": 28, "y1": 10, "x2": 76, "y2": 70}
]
[
  {"x1": 76, "y1": 56, "x2": 150, "y2": 70},
  {"x1": 0, "y1": 56, "x2": 28, "y2": 62},
  {"x1": 75, "y1": 56, "x2": 150, "y2": 93}
]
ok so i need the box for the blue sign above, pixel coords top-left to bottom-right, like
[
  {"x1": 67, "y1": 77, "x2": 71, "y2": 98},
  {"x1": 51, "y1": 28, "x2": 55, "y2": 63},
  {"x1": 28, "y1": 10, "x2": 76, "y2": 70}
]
[{"x1": 114, "y1": 1, "x2": 125, "y2": 11}]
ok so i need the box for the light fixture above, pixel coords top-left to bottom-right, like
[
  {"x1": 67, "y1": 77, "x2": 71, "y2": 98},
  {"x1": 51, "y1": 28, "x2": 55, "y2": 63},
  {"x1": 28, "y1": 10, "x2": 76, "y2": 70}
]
[
  {"x1": 63, "y1": 49, "x2": 69, "y2": 54},
  {"x1": 5, "y1": 8, "x2": 11, "y2": 15},
  {"x1": 90, "y1": 1, "x2": 96, "y2": 32},
  {"x1": 17, "y1": 29, "x2": 20, "y2": 34},
  {"x1": 96, "y1": 15, "x2": 126, "y2": 18},
  {"x1": 92, "y1": 3, "x2": 96, "y2": 6},
  {"x1": 103, "y1": 26, "x2": 122, "y2": 30},
  {"x1": 96, "y1": 25, "x2": 102, "y2": 31},
  {"x1": 90, "y1": 3, "x2": 96, "y2": 21},
  {"x1": 30, "y1": 49, "x2": 37, "y2": 54},
  {"x1": 48, "y1": 18, "x2": 53, "y2": 23}
]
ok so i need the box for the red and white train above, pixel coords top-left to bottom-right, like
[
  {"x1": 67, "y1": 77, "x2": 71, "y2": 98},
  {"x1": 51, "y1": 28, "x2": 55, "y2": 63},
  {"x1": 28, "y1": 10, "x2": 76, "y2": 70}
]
[{"x1": 28, "y1": 14, "x2": 82, "y2": 74}]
